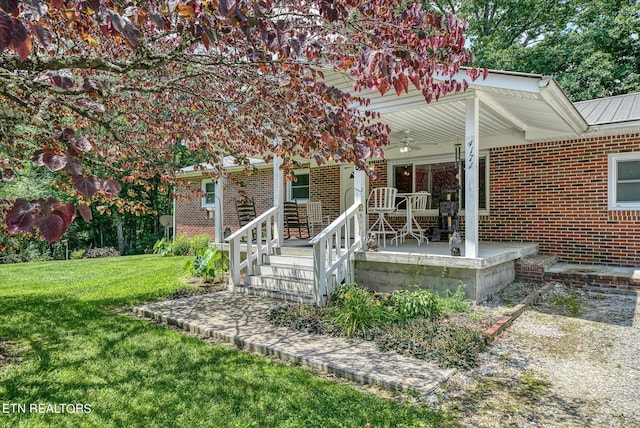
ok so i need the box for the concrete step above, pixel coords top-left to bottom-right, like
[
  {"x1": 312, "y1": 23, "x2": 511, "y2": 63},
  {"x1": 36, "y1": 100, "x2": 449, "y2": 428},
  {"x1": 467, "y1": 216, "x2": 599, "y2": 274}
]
[
  {"x1": 244, "y1": 275, "x2": 314, "y2": 295},
  {"x1": 258, "y1": 264, "x2": 314, "y2": 281},
  {"x1": 232, "y1": 284, "x2": 315, "y2": 304},
  {"x1": 543, "y1": 263, "x2": 639, "y2": 291},
  {"x1": 268, "y1": 254, "x2": 314, "y2": 268}
]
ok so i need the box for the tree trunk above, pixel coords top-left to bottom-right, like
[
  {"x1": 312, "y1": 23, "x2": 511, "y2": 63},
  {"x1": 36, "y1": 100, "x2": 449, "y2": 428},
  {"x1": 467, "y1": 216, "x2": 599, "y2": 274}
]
[{"x1": 116, "y1": 214, "x2": 125, "y2": 254}]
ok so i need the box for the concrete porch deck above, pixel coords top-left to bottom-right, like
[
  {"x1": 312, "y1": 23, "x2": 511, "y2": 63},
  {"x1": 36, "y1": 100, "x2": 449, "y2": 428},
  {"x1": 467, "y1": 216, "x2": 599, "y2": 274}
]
[{"x1": 268, "y1": 239, "x2": 539, "y2": 302}]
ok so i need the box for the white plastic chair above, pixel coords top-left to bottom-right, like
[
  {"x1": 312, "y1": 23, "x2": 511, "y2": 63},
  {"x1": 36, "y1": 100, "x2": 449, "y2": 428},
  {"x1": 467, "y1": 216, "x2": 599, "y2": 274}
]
[
  {"x1": 307, "y1": 201, "x2": 330, "y2": 236},
  {"x1": 367, "y1": 187, "x2": 398, "y2": 247}
]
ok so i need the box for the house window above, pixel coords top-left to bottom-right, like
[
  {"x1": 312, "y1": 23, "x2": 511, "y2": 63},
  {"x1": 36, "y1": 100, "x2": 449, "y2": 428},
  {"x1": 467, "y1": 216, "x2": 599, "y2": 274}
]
[
  {"x1": 609, "y1": 153, "x2": 640, "y2": 210},
  {"x1": 391, "y1": 155, "x2": 488, "y2": 212},
  {"x1": 201, "y1": 179, "x2": 216, "y2": 207},
  {"x1": 287, "y1": 169, "x2": 310, "y2": 202}
]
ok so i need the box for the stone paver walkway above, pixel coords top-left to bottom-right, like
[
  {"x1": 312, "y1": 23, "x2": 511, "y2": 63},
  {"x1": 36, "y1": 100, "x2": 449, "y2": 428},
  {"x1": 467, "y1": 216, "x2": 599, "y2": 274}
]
[{"x1": 134, "y1": 292, "x2": 453, "y2": 395}]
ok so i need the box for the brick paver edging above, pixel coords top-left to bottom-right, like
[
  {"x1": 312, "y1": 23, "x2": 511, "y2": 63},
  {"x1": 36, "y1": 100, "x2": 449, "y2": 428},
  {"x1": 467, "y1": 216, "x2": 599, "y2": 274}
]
[{"x1": 484, "y1": 282, "x2": 555, "y2": 341}]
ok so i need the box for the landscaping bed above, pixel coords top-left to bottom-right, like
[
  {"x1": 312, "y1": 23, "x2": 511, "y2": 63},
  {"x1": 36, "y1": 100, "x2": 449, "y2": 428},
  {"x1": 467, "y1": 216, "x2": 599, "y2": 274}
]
[{"x1": 266, "y1": 282, "x2": 546, "y2": 370}]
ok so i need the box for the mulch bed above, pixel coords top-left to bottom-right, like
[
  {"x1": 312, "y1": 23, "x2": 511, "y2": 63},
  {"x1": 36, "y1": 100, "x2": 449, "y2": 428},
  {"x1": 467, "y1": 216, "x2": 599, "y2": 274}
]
[{"x1": 169, "y1": 277, "x2": 228, "y2": 299}]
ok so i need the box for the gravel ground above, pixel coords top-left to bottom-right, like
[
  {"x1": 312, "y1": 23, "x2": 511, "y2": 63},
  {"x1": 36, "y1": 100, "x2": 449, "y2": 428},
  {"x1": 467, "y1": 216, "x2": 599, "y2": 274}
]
[{"x1": 428, "y1": 283, "x2": 640, "y2": 427}]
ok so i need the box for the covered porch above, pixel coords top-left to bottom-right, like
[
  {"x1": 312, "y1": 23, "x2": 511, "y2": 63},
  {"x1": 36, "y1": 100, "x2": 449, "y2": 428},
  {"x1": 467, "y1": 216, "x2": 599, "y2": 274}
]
[{"x1": 214, "y1": 69, "x2": 585, "y2": 305}]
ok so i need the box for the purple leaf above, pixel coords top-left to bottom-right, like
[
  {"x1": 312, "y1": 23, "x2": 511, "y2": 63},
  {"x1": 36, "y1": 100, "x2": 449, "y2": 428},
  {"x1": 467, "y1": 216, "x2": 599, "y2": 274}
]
[
  {"x1": 50, "y1": 74, "x2": 75, "y2": 89},
  {"x1": 6, "y1": 199, "x2": 35, "y2": 234},
  {"x1": 31, "y1": 23, "x2": 52, "y2": 48},
  {"x1": 65, "y1": 154, "x2": 83, "y2": 175},
  {"x1": 42, "y1": 150, "x2": 67, "y2": 171},
  {"x1": 78, "y1": 203, "x2": 93, "y2": 222},
  {"x1": 69, "y1": 135, "x2": 93, "y2": 152},
  {"x1": 0, "y1": 0, "x2": 19, "y2": 15},
  {"x1": 72, "y1": 174, "x2": 101, "y2": 198},
  {"x1": 31, "y1": 149, "x2": 44, "y2": 167},
  {"x1": 103, "y1": 179, "x2": 121, "y2": 197},
  {"x1": 0, "y1": 11, "x2": 12, "y2": 53},
  {"x1": 37, "y1": 212, "x2": 65, "y2": 244}
]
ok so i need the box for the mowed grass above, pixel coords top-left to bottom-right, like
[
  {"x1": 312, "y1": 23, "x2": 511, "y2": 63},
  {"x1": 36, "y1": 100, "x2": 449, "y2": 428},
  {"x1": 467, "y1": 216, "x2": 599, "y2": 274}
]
[{"x1": 0, "y1": 255, "x2": 449, "y2": 427}]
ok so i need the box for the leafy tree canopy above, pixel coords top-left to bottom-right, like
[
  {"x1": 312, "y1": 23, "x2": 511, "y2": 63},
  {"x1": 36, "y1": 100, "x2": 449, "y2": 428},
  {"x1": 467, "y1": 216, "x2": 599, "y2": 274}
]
[
  {"x1": 1, "y1": 0, "x2": 485, "y2": 243},
  {"x1": 429, "y1": 0, "x2": 640, "y2": 101}
]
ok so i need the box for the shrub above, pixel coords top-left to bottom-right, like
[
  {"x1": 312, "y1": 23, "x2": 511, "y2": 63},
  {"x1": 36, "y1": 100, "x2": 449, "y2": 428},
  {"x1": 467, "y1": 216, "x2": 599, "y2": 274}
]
[
  {"x1": 389, "y1": 286, "x2": 440, "y2": 322},
  {"x1": 330, "y1": 284, "x2": 391, "y2": 337},
  {"x1": 171, "y1": 234, "x2": 191, "y2": 256},
  {"x1": 84, "y1": 247, "x2": 120, "y2": 258},
  {"x1": 436, "y1": 283, "x2": 472, "y2": 313},
  {"x1": 152, "y1": 238, "x2": 173, "y2": 257},
  {"x1": 184, "y1": 245, "x2": 227, "y2": 283},
  {"x1": 70, "y1": 249, "x2": 86, "y2": 260},
  {"x1": 188, "y1": 234, "x2": 211, "y2": 255}
]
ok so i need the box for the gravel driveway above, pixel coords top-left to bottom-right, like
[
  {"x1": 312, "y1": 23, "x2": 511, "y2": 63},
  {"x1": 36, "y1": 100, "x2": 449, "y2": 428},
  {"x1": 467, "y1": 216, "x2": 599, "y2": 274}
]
[{"x1": 429, "y1": 283, "x2": 640, "y2": 427}]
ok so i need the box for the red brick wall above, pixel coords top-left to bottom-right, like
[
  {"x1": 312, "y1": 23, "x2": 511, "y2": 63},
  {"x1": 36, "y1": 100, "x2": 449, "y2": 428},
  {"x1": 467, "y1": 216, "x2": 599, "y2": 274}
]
[
  {"x1": 483, "y1": 133, "x2": 640, "y2": 266},
  {"x1": 174, "y1": 177, "x2": 214, "y2": 238},
  {"x1": 310, "y1": 165, "x2": 341, "y2": 220}
]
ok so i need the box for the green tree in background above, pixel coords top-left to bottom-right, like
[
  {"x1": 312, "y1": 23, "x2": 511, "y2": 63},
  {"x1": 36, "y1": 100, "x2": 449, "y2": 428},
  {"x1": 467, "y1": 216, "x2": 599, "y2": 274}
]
[{"x1": 430, "y1": 0, "x2": 640, "y2": 101}]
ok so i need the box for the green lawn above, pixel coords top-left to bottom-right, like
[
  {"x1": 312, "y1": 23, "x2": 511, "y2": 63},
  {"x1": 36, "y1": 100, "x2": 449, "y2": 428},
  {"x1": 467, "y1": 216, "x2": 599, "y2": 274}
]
[{"x1": 0, "y1": 255, "x2": 450, "y2": 427}]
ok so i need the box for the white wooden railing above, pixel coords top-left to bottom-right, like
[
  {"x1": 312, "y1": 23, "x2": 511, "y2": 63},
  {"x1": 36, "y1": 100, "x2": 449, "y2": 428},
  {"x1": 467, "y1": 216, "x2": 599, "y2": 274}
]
[
  {"x1": 226, "y1": 207, "x2": 278, "y2": 288},
  {"x1": 310, "y1": 203, "x2": 365, "y2": 305}
]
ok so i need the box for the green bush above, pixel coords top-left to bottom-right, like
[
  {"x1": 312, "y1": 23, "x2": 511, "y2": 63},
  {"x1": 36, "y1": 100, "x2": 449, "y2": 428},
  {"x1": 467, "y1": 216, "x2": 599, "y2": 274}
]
[
  {"x1": 152, "y1": 238, "x2": 173, "y2": 257},
  {"x1": 436, "y1": 283, "x2": 472, "y2": 313},
  {"x1": 330, "y1": 284, "x2": 391, "y2": 337},
  {"x1": 184, "y1": 245, "x2": 227, "y2": 283},
  {"x1": 70, "y1": 249, "x2": 86, "y2": 259},
  {"x1": 189, "y1": 234, "x2": 211, "y2": 255},
  {"x1": 389, "y1": 286, "x2": 440, "y2": 322},
  {"x1": 172, "y1": 234, "x2": 191, "y2": 256}
]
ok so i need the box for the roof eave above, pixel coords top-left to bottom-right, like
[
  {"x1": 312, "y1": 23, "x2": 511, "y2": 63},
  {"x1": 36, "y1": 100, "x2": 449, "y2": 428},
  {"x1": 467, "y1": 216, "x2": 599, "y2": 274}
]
[{"x1": 538, "y1": 77, "x2": 590, "y2": 134}]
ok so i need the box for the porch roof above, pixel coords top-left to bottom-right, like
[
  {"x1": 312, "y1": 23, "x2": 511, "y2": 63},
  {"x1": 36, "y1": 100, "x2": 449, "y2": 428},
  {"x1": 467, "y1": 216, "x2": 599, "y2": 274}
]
[{"x1": 321, "y1": 68, "x2": 591, "y2": 155}]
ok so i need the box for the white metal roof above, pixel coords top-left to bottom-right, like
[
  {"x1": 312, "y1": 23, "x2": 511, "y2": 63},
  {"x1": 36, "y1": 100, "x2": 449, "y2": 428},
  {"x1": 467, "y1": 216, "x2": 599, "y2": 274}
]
[{"x1": 574, "y1": 92, "x2": 640, "y2": 125}]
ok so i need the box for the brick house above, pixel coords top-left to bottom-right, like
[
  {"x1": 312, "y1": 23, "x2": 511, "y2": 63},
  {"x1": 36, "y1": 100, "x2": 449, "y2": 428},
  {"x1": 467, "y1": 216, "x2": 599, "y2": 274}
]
[{"x1": 174, "y1": 69, "x2": 640, "y2": 284}]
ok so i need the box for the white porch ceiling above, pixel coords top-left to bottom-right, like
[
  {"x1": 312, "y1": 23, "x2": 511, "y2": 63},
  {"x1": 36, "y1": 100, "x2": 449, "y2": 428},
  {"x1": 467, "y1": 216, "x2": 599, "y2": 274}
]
[{"x1": 321, "y1": 68, "x2": 589, "y2": 160}]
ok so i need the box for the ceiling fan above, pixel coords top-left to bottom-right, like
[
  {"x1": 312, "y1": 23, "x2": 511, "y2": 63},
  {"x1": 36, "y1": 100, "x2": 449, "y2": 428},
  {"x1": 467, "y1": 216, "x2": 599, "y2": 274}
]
[{"x1": 397, "y1": 130, "x2": 422, "y2": 153}]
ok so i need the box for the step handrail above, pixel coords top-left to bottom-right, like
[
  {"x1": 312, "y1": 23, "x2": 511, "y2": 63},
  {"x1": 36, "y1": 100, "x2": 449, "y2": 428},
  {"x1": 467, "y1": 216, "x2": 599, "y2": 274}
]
[
  {"x1": 226, "y1": 206, "x2": 278, "y2": 287},
  {"x1": 310, "y1": 202, "x2": 365, "y2": 305}
]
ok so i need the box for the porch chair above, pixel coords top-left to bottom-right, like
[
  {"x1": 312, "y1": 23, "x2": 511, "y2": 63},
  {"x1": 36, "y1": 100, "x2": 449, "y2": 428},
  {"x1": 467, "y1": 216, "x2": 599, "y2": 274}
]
[
  {"x1": 283, "y1": 200, "x2": 310, "y2": 239},
  {"x1": 367, "y1": 187, "x2": 398, "y2": 248},
  {"x1": 307, "y1": 201, "x2": 330, "y2": 236},
  {"x1": 235, "y1": 197, "x2": 257, "y2": 227}
]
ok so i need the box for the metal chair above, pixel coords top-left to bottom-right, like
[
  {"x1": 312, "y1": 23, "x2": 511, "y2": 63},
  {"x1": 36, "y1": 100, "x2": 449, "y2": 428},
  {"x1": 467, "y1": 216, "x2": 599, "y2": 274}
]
[
  {"x1": 307, "y1": 201, "x2": 330, "y2": 236},
  {"x1": 367, "y1": 187, "x2": 398, "y2": 247}
]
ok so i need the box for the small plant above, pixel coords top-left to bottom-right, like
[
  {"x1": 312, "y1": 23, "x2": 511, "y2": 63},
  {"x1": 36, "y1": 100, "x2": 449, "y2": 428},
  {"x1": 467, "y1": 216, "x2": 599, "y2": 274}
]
[
  {"x1": 389, "y1": 286, "x2": 440, "y2": 322},
  {"x1": 437, "y1": 282, "x2": 472, "y2": 313},
  {"x1": 152, "y1": 238, "x2": 174, "y2": 257},
  {"x1": 184, "y1": 245, "x2": 228, "y2": 283},
  {"x1": 189, "y1": 234, "x2": 211, "y2": 255},
  {"x1": 330, "y1": 284, "x2": 391, "y2": 337},
  {"x1": 70, "y1": 249, "x2": 86, "y2": 259},
  {"x1": 172, "y1": 234, "x2": 191, "y2": 256},
  {"x1": 549, "y1": 291, "x2": 582, "y2": 317}
]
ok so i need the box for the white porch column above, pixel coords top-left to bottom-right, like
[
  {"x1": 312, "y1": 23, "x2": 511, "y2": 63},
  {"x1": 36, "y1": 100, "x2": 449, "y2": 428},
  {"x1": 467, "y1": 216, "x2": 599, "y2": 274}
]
[
  {"x1": 464, "y1": 96, "x2": 480, "y2": 258},
  {"x1": 353, "y1": 167, "x2": 367, "y2": 244},
  {"x1": 214, "y1": 175, "x2": 224, "y2": 244},
  {"x1": 273, "y1": 155, "x2": 284, "y2": 246}
]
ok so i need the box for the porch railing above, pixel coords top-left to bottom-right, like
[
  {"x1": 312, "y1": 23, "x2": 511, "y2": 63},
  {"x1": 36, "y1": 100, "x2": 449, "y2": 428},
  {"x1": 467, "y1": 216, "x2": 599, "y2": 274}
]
[
  {"x1": 310, "y1": 202, "x2": 365, "y2": 305},
  {"x1": 226, "y1": 206, "x2": 278, "y2": 288}
]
